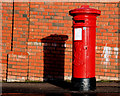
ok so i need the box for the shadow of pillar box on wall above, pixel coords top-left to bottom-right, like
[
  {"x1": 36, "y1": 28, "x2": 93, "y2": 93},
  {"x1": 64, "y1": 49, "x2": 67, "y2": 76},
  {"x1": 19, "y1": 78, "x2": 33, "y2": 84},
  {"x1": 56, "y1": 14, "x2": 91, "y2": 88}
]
[
  {"x1": 41, "y1": 34, "x2": 68, "y2": 81},
  {"x1": 69, "y1": 5, "x2": 101, "y2": 91}
]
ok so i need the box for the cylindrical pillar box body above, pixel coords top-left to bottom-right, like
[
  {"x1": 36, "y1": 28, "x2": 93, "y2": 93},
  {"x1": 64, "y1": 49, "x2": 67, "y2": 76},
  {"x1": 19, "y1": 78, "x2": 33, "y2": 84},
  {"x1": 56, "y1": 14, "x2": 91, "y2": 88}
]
[{"x1": 69, "y1": 5, "x2": 101, "y2": 91}]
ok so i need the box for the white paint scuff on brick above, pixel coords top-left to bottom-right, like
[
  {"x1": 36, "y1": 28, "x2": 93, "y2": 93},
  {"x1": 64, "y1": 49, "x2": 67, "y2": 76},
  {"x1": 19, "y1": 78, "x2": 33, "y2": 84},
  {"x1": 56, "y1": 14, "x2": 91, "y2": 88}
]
[
  {"x1": 114, "y1": 47, "x2": 118, "y2": 59},
  {"x1": 101, "y1": 45, "x2": 118, "y2": 62},
  {"x1": 18, "y1": 55, "x2": 26, "y2": 59},
  {"x1": 103, "y1": 46, "x2": 111, "y2": 62},
  {"x1": 114, "y1": 47, "x2": 118, "y2": 51},
  {"x1": 34, "y1": 42, "x2": 39, "y2": 46},
  {"x1": 96, "y1": 45, "x2": 119, "y2": 80}
]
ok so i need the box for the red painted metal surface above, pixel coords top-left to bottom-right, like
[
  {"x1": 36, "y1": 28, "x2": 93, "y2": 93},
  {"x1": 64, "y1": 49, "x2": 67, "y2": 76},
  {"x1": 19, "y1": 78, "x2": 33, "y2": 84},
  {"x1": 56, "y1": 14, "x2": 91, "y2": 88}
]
[{"x1": 70, "y1": 5, "x2": 101, "y2": 78}]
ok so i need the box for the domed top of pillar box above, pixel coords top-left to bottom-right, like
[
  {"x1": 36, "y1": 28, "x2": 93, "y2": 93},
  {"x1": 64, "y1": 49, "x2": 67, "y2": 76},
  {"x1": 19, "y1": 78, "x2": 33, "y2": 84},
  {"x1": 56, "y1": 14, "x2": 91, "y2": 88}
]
[
  {"x1": 69, "y1": 5, "x2": 101, "y2": 16},
  {"x1": 69, "y1": 5, "x2": 101, "y2": 27}
]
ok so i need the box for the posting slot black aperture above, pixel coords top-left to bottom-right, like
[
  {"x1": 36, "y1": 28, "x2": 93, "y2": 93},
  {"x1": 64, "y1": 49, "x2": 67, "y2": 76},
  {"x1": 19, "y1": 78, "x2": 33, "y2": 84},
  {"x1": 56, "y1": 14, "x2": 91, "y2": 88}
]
[{"x1": 75, "y1": 20, "x2": 85, "y2": 23}]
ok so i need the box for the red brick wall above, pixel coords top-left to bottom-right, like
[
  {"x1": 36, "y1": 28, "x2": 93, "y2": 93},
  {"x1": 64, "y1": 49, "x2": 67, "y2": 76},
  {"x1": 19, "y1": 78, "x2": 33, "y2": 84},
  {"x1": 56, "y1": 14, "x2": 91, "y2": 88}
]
[
  {"x1": 2, "y1": 2, "x2": 119, "y2": 82},
  {"x1": 2, "y1": 2, "x2": 13, "y2": 81}
]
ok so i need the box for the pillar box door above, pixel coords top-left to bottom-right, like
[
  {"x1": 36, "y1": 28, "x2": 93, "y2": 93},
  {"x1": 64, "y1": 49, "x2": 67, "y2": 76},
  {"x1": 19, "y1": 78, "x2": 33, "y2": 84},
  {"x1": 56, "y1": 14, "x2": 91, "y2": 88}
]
[{"x1": 69, "y1": 5, "x2": 101, "y2": 91}]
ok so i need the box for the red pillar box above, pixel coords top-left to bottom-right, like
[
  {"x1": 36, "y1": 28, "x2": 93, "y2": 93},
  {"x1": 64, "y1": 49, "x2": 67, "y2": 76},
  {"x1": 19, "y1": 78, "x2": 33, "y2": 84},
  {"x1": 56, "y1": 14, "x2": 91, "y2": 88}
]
[{"x1": 69, "y1": 5, "x2": 101, "y2": 91}]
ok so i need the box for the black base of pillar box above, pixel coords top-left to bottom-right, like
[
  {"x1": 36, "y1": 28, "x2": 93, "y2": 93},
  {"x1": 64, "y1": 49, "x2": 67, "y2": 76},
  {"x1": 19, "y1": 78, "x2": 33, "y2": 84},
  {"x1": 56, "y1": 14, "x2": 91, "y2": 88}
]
[{"x1": 71, "y1": 77, "x2": 96, "y2": 91}]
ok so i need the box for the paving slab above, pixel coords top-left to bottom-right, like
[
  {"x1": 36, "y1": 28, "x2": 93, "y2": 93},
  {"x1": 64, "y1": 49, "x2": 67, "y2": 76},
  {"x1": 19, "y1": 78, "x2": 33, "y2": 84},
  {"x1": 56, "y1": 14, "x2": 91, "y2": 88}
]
[{"x1": 1, "y1": 82, "x2": 120, "y2": 96}]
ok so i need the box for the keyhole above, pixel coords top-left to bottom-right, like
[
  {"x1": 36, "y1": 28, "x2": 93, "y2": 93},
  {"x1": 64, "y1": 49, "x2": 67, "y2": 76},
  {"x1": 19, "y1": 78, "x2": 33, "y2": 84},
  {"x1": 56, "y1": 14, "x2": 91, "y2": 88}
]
[{"x1": 84, "y1": 46, "x2": 87, "y2": 50}]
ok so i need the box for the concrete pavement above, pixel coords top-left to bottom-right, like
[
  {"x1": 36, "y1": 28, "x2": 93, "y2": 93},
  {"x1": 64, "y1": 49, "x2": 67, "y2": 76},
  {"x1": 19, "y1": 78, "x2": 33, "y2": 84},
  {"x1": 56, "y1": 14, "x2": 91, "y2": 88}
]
[{"x1": 1, "y1": 81, "x2": 120, "y2": 96}]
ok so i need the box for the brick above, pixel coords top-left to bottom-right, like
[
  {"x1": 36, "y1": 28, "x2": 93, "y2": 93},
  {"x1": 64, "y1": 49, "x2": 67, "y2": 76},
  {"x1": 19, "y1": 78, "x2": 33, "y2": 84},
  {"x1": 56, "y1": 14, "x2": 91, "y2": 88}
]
[
  {"x1": 30, "y1": 4, "x2": 39, "y2": 8},
  {"x1": 35, "y1": 16, "x2": 43, "y2": 19},
  {"x1": 49, "y1": 12, "x2": 55, "y2": 16},
  {"x1": 2, "y1": 3, "x2": 13, "y2": 6},
  {"x1": 54, "y1": 16, "x2": 63, "y2": 20},
  {"x1": 39, "y1": 26, "x2": 48, "y2": 29},
  {"x1": 104, "y1": 11, "x2": 115, "y2": 14},
  {"x1": 103, "y1": 26, "x2": 113, "y2": 29},
  {"x1": 103, "y1": 33, "x2": 113, "y2": 36},
  {"x1": 3, "y1": 7, "x2": 13, "y2": 10},
  {"x1": 99, "y1": 7, "x2": 109, "y2": 11},
  {"x1": 64, "y1": 2, "x2": 73, "y2": 6},
  {"x1": 105, "y1": 3, "x2": 118, "y2": 7},
  {"x1": 52, "y1": 23, "x2": 64, "y2": 27},
  {"x1": 15, "y1": 3, "x2": 28, "y2": 7},
  {"x1": 53, "y1": 2, "x2": 63, "y2": 6},
  {"x1": 107, "y1": 37, "x2": 118, "y2": 41},
  {"x1": 94, "y1": 3, "x2": 104, "y2": 7},
  {"x1": 49, "y1": 5, "x2": 59, "y2": 9},
  {"x1": 105, "y1": 73, "x2": 115, "y2": 77},
  {"x1": 44, "y1": 16, "x2": 52, "y2": 19},
  {"x1": 44, "y1": 9, "x2": 53, "y2": 12},
  {"x1": 9, "y1": 51, "x2": 28, "y2": 55},
  {"x1": 32, "y1": 2, "x2": 44, "y2": 5},
  {"x1": 30, "y1": 12, "x2": 38, "y2": 15},
  {"x1": 14, "y1": 17, "x2": 27, "y2": 21},
  {"x1": 48, "y1": 26, "x2": 58, "y2": 30}
]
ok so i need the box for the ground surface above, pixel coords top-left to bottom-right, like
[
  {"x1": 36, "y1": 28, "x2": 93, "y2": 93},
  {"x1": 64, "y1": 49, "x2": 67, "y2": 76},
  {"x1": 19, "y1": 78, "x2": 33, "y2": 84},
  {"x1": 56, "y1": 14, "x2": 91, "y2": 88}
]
[{"x1": 1, "y1": 82, "x2": 120, "y2": 96}]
